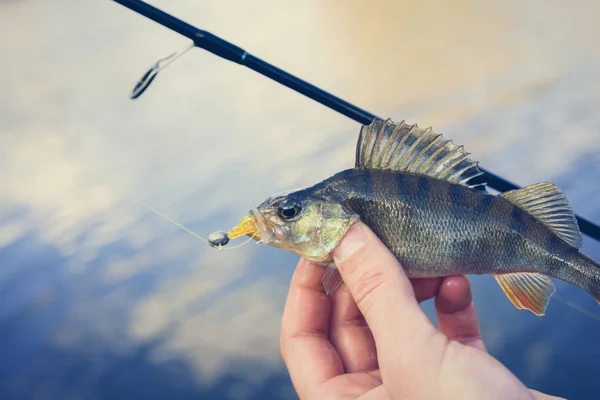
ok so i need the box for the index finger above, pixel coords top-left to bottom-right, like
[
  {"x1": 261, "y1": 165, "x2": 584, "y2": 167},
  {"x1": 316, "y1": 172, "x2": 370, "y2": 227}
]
[{"x1": 280, "y1": 258, "x2": 343, "y2": 397}]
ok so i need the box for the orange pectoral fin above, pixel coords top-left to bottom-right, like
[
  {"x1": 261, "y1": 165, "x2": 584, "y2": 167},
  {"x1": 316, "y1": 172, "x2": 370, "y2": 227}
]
[{"x1": 493, "y1": 272, "x2": 556, "y2": 316}]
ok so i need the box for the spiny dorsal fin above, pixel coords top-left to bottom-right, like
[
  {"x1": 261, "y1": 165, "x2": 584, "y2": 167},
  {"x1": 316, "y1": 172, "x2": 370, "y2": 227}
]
[
  {"x1": 501, "y1": 182, "x2": 583, "y2": 248},
  {"x1": 355, "y1": 118, "x2": 485, "y2": 189},
  {"x1": 493, "y1": 272, "x2": 555, "y2": 316}
]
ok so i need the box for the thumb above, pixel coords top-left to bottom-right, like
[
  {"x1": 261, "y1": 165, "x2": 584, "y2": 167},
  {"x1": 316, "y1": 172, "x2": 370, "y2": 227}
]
[{"x1": 332, "y1": 222, "x2": 436, "y2": 364}]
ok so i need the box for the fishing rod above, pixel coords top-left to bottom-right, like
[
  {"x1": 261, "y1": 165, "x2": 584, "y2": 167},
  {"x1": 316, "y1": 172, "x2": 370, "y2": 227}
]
[{"x1": 112, "y1": 0, "x2": 600, "y2": 242}]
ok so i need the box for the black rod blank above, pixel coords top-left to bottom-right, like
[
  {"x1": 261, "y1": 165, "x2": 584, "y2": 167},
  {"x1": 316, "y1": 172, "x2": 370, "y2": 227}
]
[{"x1": 112, "y1": 0, "x2": 600, "y2": 241}]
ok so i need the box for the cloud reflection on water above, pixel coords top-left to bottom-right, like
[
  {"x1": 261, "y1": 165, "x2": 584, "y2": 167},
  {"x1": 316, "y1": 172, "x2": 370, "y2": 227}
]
[{"x1": 1, "y1": 0, "x2": 600, "y2": 398}]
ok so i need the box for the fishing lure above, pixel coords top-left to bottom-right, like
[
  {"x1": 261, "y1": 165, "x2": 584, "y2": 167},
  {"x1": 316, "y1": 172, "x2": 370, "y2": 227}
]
[{"x1": 224, "y1": 118, "x2": 600, "y2": 316}]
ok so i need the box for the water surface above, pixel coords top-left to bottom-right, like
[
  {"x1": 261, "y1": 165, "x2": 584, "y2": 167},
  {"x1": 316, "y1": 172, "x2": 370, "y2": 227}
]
[{"x1": 1, "y1": 0, "x2": 600, "y2": 399}]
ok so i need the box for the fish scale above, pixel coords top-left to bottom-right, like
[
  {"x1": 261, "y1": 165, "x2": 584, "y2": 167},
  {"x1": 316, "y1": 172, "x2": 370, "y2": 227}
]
[
  {"x1": 330, "y1": 170, "x2": 526, "y2": 276},
  {"x1": 227, "y1": 118, "x2": 600, "y2": 316}
]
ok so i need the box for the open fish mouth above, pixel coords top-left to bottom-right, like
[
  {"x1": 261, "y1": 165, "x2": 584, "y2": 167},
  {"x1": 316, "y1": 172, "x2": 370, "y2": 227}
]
[{"x1": 227, "y1": 209, "x2": 275, "y2": 244}]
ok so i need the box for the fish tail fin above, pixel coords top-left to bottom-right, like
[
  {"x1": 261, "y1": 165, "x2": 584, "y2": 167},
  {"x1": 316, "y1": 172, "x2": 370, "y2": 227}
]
[{"x1": 498, "y1": 182, "x2": 600, "y2": 310}]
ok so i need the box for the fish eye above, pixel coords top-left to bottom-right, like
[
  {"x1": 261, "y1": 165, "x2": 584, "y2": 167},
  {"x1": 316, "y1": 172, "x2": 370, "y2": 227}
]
[{"x1": 278, "y1": 198, "x2": 302, "y2": 220}]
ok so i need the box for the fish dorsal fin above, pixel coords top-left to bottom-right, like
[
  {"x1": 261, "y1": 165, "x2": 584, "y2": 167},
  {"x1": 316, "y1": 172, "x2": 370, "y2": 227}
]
[
  {"x1": 493, "y1": 272, "x2": 555, "y2": 316},
  {"x1": 500, "y1": 182, "x2": 583, "y2": 248},
  {"x1": 355, "y1": 118, "x2": 485, "y2": 189}
]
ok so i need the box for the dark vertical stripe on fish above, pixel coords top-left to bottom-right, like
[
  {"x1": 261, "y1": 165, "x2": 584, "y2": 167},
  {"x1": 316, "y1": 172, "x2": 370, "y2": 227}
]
[
  {"x1": 476, "y1": 194, "x2": 494, "y2": 215},
  {"x1": 417, "y1": 175, "x2": 430, "y2": 194},
  {"x1": 417, "y1": 175, "x2": 430, "y2": 207},
  {"x1": 448, "y1": 182, "x2": 464, "y2": 201},
  {"x1": 365, "y1": 170, "x2": 374, "y2": 197},
  {"x1": 494, "y1": 197, "x2": 513, "y2": 229},
  {"x1": 447, "y1": 183, "x2": 464, "y2": 220},
  {"x1": 510, "y1": 206, "x2": 525, "y2": 236},
  {"x1": 396, "y1": 172, "x2": 409, "y2": 200},
  {"x1": 545, "y1": 235, "x2": 562, "y2": 254}
]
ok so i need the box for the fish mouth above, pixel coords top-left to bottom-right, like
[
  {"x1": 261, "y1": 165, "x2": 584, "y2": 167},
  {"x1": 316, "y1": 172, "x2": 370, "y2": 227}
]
[{"x1": 227, "y1": 209, "x2": 275, "y2": 244}]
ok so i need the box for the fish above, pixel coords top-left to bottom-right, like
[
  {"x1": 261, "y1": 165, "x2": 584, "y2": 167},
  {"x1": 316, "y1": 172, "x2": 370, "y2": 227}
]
[{"x1": 226, "y1": 118, "x2": 600, "y2": 316}]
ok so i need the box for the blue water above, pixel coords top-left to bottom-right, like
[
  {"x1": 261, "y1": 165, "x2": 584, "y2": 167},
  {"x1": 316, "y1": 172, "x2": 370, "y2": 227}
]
[{"x1": 1, "y1": 1, "x2": 600, "y2": 399}]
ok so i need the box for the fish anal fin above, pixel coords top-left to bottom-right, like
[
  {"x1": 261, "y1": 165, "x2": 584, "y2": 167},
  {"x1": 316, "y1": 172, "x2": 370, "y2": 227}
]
[
  {"x1": 355, "y1": 118, "x2": 486, "y2": 189},
  {"x1": 500, "y1": 182, "x2": 583, "y2": 248},
  {"x1": 321, "y1": 263, "x2": 343, "y2": 295},
  {"x1": 493, "y1": 272, "x2": 556, "y2": 316}
]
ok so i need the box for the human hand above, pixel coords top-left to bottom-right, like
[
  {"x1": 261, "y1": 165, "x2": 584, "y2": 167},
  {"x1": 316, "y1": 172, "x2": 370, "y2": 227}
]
[{"x1": 280, "y1": 222, "x2": 564, "y2": 400}]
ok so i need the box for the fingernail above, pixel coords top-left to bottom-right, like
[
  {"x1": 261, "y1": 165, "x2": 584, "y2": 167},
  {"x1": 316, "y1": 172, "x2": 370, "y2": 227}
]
[{"x1": 333, "y1": 223, "x2": 368, "y2": 263}]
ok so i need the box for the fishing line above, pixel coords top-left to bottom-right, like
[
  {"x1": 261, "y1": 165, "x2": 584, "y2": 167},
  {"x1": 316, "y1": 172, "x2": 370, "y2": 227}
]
[
  {"x1": 553, "y1": 294, "x2": 600, "y2": 322},
  {"x1": 139, "y1": 202, "x2": 257, "y2": 250},
  {"x1": 228, "y1": 233, "x2": 259, "y2": 249},
  {"x1": 112, "y1": 0, "x2": 600, "y2": 243},
  {"x1": 140, "y1": 199, "x2": 600, "y2": 320}
]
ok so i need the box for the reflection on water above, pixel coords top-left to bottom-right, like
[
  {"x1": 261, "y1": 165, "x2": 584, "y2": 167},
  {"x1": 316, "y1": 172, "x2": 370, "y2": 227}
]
[{"x1": 1, "y1": 0, "x2": 600, "y2": 398}]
